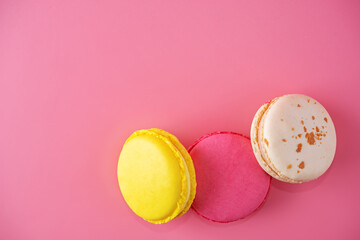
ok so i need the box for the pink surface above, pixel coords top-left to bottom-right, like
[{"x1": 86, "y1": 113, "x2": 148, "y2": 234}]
[
  {"x1": 1, "y1": 0, "x2": 360, "y2": 239},
  {"x1": 189, "y1": 132, "x2": 270, "y2": 222}
]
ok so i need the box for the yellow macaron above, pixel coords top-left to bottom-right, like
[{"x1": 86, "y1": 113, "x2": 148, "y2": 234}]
[{"x1": 117, "y1": 128, "x2": 196, "y2": 224}]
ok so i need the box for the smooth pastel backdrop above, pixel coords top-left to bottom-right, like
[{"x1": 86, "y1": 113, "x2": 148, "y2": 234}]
[{"x1": 1, "y1": 0, "x2": 360, "y2": 239}]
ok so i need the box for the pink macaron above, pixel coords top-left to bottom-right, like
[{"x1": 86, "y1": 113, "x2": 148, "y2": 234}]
[{"x1": 188, "y1": 132, "x2": 271, "y2": 223}]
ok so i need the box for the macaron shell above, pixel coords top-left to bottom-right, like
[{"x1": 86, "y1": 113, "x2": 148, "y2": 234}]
[
  {"x1": 250, "y1": 102, "x2": 286, "y2": 182},
  {"x1": 118, "y1": 130, "x2": 189, "y2": 224},
  {"x1": 148, "y1": 128, "x2": 196, "y2": 217},
  {"x1": 189, "y1": 132, "x2": 271, "y2": 223},
  {"x1": 262, "y1": 94, "x2": 336, "y2": 181}
]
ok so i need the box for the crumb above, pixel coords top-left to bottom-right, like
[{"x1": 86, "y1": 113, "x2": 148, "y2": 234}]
[
  {"x1": 301, "y1": 120, "x2": 304, "y2": 125},
  {"x1": 280, "y1": 118, "x2": 284, "y2": 121},
  {"x1": 305, "y1": 132, "x2": 315, "y2": 145},
  {"x1": 307, "y1": 99, "x2": 310, "y2": 103},
  {"x1": 298, "y1": 161, "x2": 305, "y2": 169},
  {"x1": 296, "y1": 143, "x2": 302, "y2": 153},
  {"x1": 312, "y1": 116, "x2": 315, "y2": 120},
  {"x1": 298, "y1": 134, "x2": 302, "y2": 138},
  {"x1": 282, "y1": 139, "x2": 287, "y2": 142},
  {"x1": 297, "y1": 104, "x2": 301, "y2": 107},
  {"x1": 292, "y1": 128, "x2": 295, "y2": 131},
  {"x1": 287, "y1": 164, "x2": 292, "y2": 169},
  {"x1": 324, "y1": 117, "x2": 328, "y2": 123},
  {"x1": 316, "y1": 126, "x2": 319, "y2": 132},
  {"x1": 304, "y1": 126, "x2": 307, "y2": 132}
]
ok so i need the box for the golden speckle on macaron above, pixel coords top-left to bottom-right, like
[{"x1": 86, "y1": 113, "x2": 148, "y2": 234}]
[
  {"x1": 298, "y1": 161, "x2": 305, "y2": 169},
  {"x1": 296, "y1": 143, "x2": 302, "y2": 153}
]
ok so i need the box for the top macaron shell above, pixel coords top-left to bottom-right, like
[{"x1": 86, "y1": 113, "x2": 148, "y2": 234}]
[
  {"x1": 118, "y1": 129, "x2": 196, "y2": 224},
  {"x1": 252, "y1": 94, "x2": 336, "y2": 182},
  {"x1": 189, "y1": 132, "x2": 271, "y2": 222}
]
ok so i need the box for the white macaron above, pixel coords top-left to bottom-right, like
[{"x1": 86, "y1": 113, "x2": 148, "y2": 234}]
[{"x1": 251, "y1": 94, "x2": 336, "y2": 183}]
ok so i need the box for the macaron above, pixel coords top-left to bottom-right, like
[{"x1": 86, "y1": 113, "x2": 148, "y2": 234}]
[
  {"x1": 188, "y1": 132, "x2": 271, "y2": 223},
  {"x1": 251, "y1": 94, "x2": 336, "y2": 183},
  {"x1": 117, "y1": 128, "x2": 196, "y2": 224}
]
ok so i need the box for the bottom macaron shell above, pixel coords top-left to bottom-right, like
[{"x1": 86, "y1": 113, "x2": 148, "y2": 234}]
[{"x1": 189, "y1": 132, "x2": 271, "y2": 223}]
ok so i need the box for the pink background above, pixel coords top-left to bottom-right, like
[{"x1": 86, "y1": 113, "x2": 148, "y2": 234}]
[{"x1": 1, "y1": 0, "x2": 360, "y2": 239}]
